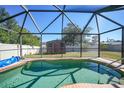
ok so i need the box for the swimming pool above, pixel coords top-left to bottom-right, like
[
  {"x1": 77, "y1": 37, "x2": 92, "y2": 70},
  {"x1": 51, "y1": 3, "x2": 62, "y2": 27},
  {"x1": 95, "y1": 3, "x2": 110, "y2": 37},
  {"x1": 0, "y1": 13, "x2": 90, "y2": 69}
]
[{"x1": 0, "y1": 59, "x2": 122, "y2": 88}]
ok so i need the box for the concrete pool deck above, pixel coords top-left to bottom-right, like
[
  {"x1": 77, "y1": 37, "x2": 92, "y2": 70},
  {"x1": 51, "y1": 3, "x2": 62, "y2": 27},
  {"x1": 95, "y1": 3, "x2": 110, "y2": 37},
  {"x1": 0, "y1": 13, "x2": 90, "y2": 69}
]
[
  {"x1": 62, "y1": 83, "x2": 124, "y2": 88},
  {"x1": 91, "y1": 57, "x2": 124, "y2": 72}
]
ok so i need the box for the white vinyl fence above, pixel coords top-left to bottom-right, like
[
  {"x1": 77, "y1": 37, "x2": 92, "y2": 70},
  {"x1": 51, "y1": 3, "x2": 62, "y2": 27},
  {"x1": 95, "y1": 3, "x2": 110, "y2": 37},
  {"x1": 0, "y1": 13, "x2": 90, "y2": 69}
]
[{"x1": 0, "y1": 43, "x2": 40, "y2": 60}]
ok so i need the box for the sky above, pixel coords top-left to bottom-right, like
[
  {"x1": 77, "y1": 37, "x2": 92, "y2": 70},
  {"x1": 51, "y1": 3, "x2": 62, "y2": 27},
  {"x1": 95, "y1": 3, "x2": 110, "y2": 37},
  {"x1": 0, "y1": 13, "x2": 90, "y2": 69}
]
[{"x1": 0, "y1": 5, "x2": 123, "y2": 42}]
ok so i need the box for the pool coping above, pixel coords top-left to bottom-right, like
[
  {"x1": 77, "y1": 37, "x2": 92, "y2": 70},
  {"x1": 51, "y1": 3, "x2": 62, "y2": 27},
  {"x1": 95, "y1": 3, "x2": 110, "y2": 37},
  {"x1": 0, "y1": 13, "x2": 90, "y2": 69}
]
[{"x1": 90, "y1": 58, "x2": 124, "y2": 73}]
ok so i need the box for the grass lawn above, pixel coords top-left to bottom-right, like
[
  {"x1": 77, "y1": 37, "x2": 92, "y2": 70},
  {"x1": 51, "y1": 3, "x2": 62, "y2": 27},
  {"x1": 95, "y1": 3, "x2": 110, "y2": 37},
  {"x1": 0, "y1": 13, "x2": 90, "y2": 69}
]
[
  {"x1": 25, "y1": 51, "x2": 121, "y2": 61},
  {"x1": 100, "y1": 51, "x2": 121, "y2": 60},
  {"x1": 25, "y1": 52, "x2": 97, "y2": 58}
]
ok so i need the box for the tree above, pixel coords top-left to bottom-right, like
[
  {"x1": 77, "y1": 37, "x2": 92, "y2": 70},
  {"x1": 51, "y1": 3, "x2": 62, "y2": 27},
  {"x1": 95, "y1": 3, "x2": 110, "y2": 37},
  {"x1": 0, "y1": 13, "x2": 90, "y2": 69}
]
[
  {"x1": 92, "y1": 36, "x2": 98, "y2": 44},
  {"x1": 0, "y1": 8, "x2": 18, "y2": 44},
  {"x1": 0, "y1": 29, "x2": 10, "y2": 43},
  {"x1": 82, "y1": 27, "x2": 92, "y2": 48},
  {"x1": 0, "y1": 8, "x2": 40, "y2": 46},
  {"x1": 63, "y1": 23, "x2": 81, "y2": 46},
  {"x1": 63, "y1": 23, "x2": 92, "y2": 46},
  {"x1": 0, "y1": 8, "x2": 17, "y2": 30},
  {"x1": 0, "y1": 8, "x2": 9, "y2": 21},
  {"x1": 100, "y1": 44, "x2": 108, "y2": 50}
]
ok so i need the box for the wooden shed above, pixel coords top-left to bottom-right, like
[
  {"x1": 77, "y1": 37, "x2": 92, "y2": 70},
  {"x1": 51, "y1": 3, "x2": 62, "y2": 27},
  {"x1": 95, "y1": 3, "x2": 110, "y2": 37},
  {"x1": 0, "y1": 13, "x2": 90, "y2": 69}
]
[{"x1": 46, "y1": 40, "x2": 65, "y2": 54}]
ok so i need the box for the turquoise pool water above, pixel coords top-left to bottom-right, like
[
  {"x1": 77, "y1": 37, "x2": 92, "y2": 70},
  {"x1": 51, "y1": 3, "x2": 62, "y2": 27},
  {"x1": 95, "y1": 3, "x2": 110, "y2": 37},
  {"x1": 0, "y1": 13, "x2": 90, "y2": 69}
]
[{"x1": 0, "y1": 60, "x2": 122, "y2": 88}]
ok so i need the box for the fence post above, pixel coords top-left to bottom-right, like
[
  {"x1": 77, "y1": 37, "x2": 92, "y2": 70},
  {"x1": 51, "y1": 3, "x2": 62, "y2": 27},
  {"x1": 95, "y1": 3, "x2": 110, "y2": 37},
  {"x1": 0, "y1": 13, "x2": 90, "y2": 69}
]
[
  {"x1": 98, "y1": 34, "x2": 101, "y2": 57},
  {"x1": 40, "y1": 35, "x2": 42, "y2": 58},
  {"x1": 20, "y1": 35, "x2": 22, "y2": 58},
  {"x1": 80, "y1": 34, "x2": 82, "y2": 57},
  {"x1": 122, "y1": 28, "x2": 124, "y2": 64}
]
